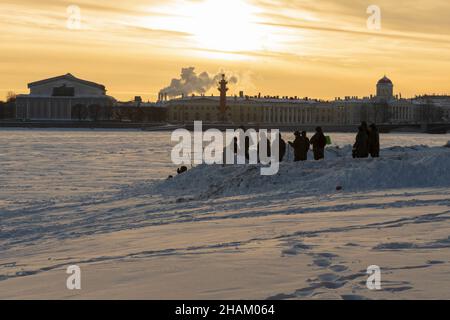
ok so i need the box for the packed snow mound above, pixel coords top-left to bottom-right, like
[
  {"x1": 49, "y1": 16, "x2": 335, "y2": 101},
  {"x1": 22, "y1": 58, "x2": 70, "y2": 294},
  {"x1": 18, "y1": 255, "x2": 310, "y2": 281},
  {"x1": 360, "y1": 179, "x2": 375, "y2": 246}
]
[{"x1": 155, "y1": 145, "x2": 450, "y2": 199}]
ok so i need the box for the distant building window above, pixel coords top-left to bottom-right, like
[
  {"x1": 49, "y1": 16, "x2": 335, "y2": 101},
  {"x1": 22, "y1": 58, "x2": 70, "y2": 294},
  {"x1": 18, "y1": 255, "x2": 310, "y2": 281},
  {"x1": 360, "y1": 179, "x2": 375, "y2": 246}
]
[{"x1": 52, "y1": 85, "x2": 75, "y2": 97}]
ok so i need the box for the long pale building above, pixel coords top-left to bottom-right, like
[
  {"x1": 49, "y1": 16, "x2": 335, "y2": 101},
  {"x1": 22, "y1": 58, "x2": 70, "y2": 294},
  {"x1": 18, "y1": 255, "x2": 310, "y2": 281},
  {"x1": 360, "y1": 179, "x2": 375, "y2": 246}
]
[{"x1": 163, "y1": 76, "x2": 434, "y2": 125}]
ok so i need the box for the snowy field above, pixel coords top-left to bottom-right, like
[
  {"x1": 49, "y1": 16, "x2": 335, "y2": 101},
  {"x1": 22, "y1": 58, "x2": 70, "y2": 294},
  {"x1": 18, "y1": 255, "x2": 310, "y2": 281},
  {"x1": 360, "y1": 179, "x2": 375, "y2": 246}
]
[{"x1": 0, "y1": 129, "x2": 450, "y2": 300}]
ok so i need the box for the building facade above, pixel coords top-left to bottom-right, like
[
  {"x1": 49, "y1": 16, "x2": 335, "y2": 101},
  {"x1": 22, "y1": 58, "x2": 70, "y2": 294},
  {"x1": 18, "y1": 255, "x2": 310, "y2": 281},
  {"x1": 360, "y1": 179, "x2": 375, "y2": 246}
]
[
  {"x1": 163, "y1": 76, "x2": 439, "y2": 126},
  {"x1": 13, "y1": 74, "x2": 449, "y2": 125},
  {"x1": 163, "y1": 76, "x2": 450, "y2": 125},
  {"x1": 114, "y1": 96, "x2": 167, "y2": 122},
  {"x1": 16, "y1": 73, "x2": 116, "y2": 121},
  {"x1": 412, "y1": 95, "x2": 450, "y2": 122}
]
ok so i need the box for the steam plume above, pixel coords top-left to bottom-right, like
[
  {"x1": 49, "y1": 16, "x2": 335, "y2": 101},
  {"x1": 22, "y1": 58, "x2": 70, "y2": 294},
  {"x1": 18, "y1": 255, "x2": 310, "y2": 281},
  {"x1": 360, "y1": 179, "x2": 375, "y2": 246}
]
[{"x1": 160, "y1": 67, "x2": 238, "y2": 98}]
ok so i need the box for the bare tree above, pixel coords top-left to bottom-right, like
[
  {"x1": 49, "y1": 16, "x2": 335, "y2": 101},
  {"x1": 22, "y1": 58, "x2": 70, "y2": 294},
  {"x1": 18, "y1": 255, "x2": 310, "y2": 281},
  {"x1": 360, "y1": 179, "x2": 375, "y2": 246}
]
[
  {"x1": 6, "y1": 91, "x2": 16, "y2": 103},
  {"x1": 71, "y1": 104, "x2": 87, "y2": 121},
  {"x1": 88, "y1": 104, "x2": 101, "y2": 122}
]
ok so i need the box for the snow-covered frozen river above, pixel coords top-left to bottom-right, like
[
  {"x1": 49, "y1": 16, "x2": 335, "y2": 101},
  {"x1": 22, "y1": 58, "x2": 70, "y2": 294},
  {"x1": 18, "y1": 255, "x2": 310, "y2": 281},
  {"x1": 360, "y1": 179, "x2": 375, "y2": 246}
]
[
  {"x1": 1, "y1": 129, "x2": 449, "y2": 204},
  {"x1": 1, "y1": 129, "x2": 449, "y2": 299}
]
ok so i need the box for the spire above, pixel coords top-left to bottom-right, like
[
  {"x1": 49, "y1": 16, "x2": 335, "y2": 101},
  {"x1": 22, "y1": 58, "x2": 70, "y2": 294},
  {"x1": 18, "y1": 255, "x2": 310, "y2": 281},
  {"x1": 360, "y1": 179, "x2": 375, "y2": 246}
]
[{"x1": 218, "y1": 74, "x2": 229, "y2": 122}]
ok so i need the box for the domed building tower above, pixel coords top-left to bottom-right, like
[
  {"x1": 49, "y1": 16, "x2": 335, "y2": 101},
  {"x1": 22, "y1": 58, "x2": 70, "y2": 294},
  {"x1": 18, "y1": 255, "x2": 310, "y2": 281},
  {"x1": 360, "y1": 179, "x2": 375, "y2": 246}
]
[{"x1": 376, "y1": 75, "x2": 394, "y2": 101}]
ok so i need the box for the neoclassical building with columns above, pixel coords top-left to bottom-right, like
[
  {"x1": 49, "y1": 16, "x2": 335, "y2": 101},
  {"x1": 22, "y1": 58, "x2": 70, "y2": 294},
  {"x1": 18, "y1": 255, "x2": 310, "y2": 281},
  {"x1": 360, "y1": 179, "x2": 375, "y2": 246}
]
[
  {"x1": 13, "y1": 75, "x2": 447, "y2": 124},
  {"x1": 16, "y1": 73, "x2": 116, "y2": 121},
  {"x1": 163, "y1": 76, "x2": 432, "y2": 125}
]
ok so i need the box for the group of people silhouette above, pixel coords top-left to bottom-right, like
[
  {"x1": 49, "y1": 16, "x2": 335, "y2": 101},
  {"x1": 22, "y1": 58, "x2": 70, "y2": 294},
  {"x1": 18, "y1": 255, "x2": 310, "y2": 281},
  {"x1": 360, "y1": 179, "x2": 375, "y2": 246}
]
[
  {"x1": 238, "y1": 122, "x2": 380, "y2": 163},
  {"x1": 286, "y1": 127, "x2": 328, "y2": 162},
  {"x1": 284, "y1": 122, "x2": 380, "y2": 162},
  {"x1": 352, "y1": 122, "x2": 380, "y2": 159},
  {"x1": 231, "y1": 126, "x2": 329, "y2": 163},
  {"x1": 171, "y1": 122, "x2": 381, "y2": 178}
]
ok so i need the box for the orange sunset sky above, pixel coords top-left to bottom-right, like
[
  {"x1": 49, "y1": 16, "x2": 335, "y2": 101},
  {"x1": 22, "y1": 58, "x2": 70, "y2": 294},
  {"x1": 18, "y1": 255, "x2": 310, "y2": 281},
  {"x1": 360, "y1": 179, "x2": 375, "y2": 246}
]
[{"x1": 1, "y1": 0, "x2": 450, "y2": 101}]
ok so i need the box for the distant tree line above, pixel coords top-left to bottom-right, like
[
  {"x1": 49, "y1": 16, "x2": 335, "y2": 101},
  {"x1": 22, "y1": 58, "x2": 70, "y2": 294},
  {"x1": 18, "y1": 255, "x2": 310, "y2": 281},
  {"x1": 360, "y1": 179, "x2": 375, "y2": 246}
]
[
  {"x1": 0, "y1": 91, "x2": 16, "y2": 120},
  {"x1": 71, "y1": 104, "x2": 113, "y2": 122}
]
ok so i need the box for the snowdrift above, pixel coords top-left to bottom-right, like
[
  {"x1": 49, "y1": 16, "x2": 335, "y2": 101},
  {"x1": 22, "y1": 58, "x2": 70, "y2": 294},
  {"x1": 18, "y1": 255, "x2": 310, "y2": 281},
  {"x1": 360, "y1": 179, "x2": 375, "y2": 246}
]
[{"x1": 156, "y1": 145, "x2": 450, "y2": 199}]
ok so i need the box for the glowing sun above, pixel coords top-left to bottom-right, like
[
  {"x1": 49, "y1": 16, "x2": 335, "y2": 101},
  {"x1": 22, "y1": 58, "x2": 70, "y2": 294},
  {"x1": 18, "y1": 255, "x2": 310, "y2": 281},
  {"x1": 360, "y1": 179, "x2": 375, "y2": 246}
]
[
  {"x1": 144, "y1": 0, "x2": 265, "y2": 54},
  {"x1": 186, "y1": 0, "x2": 263, "y2": 52}
]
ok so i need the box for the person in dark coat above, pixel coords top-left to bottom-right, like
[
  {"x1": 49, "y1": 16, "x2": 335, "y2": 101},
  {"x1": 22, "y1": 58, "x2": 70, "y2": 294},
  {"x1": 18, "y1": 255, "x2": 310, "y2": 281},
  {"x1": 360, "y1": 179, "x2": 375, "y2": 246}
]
[
  {"x1": 368, "y1": 123, "x2": 380, "y2": 158},
  {"x1": 310, "y1": 127, "x2": 327, "y2": 160},
  {"x1": 257, "y1": 134, "x2": 285, "y2": 163},
  {"x1": 289, "y1": 131, "x2": 310, "y2": 161},
  {"x1": 361, "y1": 121, "x2": 369, "y2": 135},
  {"x1": 354, "y1": 126, "x2": 369, "y2": 158},
  {"x1": 278, "y1": 133, "x2": 287, "y2": 162},
  {"x1": 244, "y1": 135, "x2": 251, "y2": 160},
  {"x1": 238, "y1": 126, "x2": 251, "y2": 161}
]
